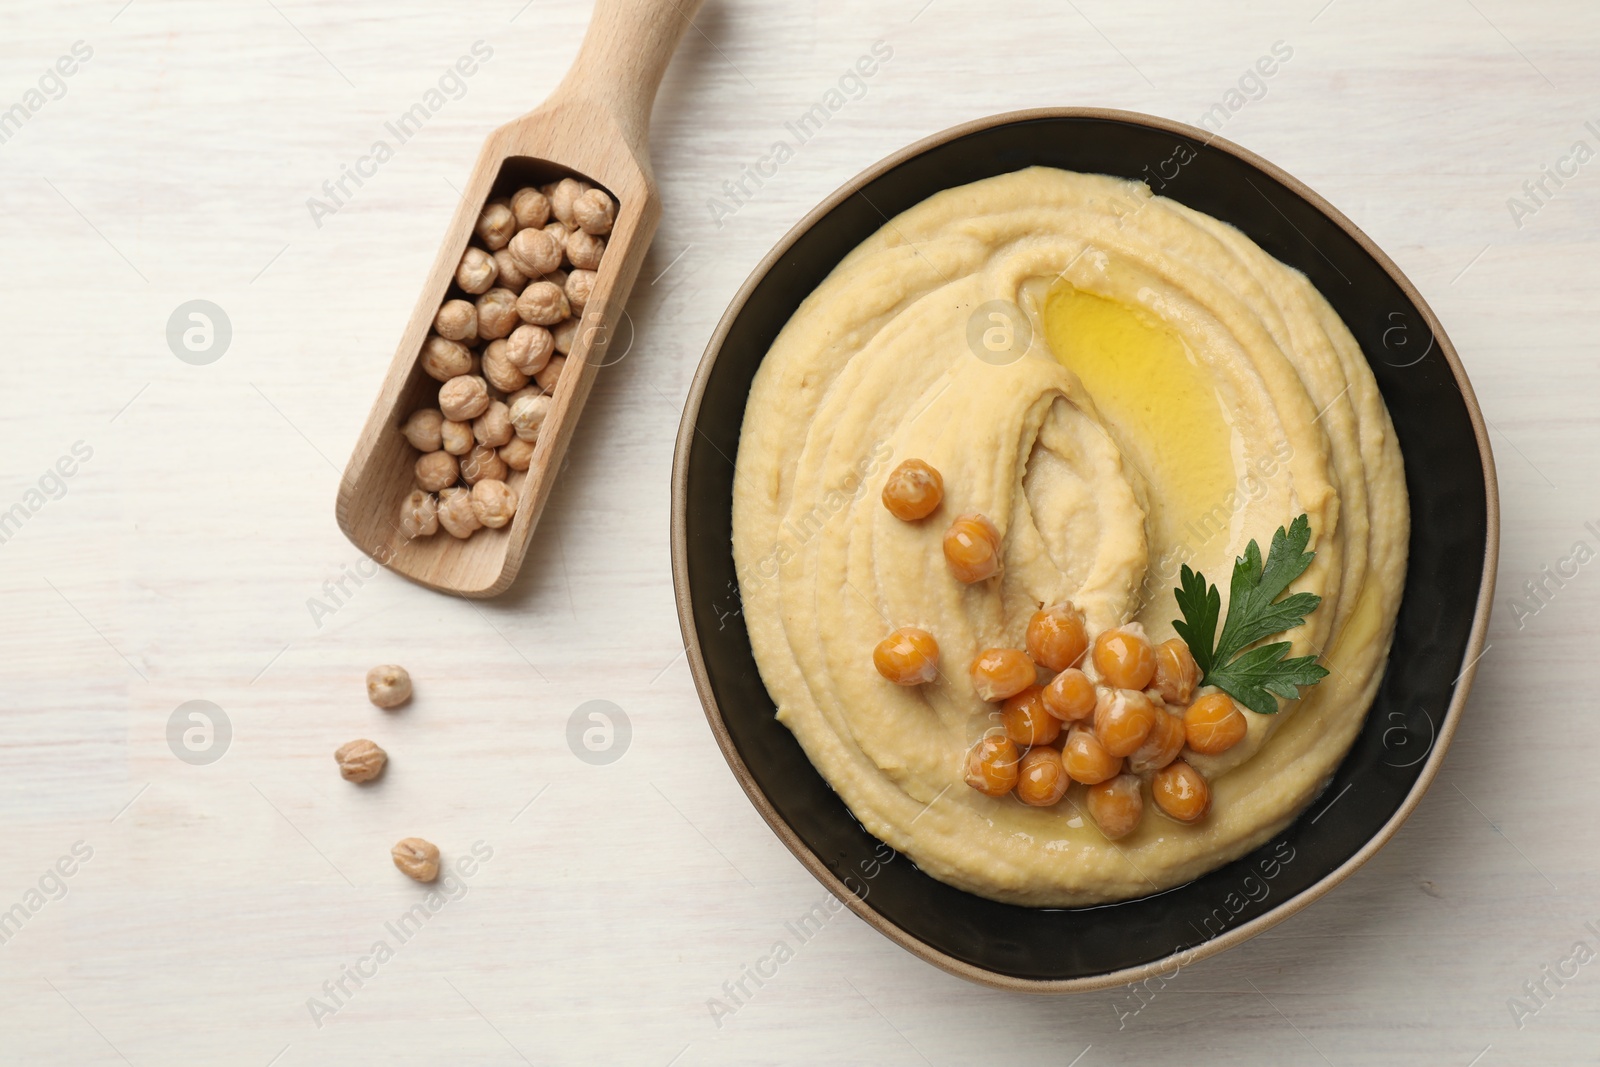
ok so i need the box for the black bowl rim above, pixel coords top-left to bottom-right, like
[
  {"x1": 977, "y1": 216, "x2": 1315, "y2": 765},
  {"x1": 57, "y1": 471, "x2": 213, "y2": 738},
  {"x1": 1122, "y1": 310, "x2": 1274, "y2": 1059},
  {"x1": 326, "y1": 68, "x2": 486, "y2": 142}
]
[{"x1": 670, "y1": 106, "x2": 1499, "y2": 993}]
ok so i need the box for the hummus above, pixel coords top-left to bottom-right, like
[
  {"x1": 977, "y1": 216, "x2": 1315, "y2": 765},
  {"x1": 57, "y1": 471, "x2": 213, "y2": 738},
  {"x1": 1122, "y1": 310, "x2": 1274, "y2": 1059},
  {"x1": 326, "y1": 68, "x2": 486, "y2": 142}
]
[{"x1": 731, "y1": 167, "x2": 1408, "y2": 906}]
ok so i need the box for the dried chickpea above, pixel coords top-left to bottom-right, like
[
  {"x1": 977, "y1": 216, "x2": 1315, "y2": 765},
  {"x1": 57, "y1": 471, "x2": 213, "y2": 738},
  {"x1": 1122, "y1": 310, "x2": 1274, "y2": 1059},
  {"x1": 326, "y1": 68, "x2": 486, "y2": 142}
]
[
  {"x1": 517, "y1": 280, "x2": 570, "y2": 326},
  {"x1": 398, "y1": 489, "x2": 438, "y2": 538},
  {"x1": 572, "y1": 188, "x2": 615, "y2": 235},
  {"x1": 999, "y1": 685, "x2": 1060, "y2": 747},
  {"x1": 1026, "y1": 602, "x2": 1088, "y2": 671},
  {"x1": 880, "y1": 459, "x2": 943, "y2": 521},
  {"x1": 543, "y1": 220, "x2": 571, "y2": 249},
  {"x1": 470, "y1": 479, "x2": 517, "y2": 528},
  {"x1": 1015, "y1": 747, "x2": 1070, "y2": 807},
  {"x1": 461, "y1": 443, "x2": 508, "y2": 485},
  {"x1": 474, "y1": 199, "x2": 515, "y2": 250},
  {"x1": 472, "y1": 400, "x2": 513, "y2": 447},
  {"x1": 1062, "y1": 726, "x2": 1123, "y2": 785},
  {"x1": 964, "y1": 733, "x2": 1020, "y2": 797},
  {"x1": 566, "y1": 229, "x2": 605, "y2": 271},
  {"x1": 549, "y1": 177, "x2": 587, "y2": 227},
  {"x1": 439, "y1": 375, "x2": 491, "y2": 421},
  {"x1": 505, "y1": 385, "x2": 540, "y2": 408},
  {"x1": 1094, "y1": 688, "x2": 1158, "y2": 758},
  {"x1": 499, "y1": 436, "x2": 536, "y2": 471},
  {"x1": 510, "y1": 394, "x2": 552, "y2": 441},
  {"x1": 1152, "y1": 759, "x2": 1211, "y2": 823},
  {"x1": 1152, "y1": 638, "x2": 1199, "y2": 705},
  {"x1": 535, "y1": 355, "x2": 567, "y2": 392},
  {"x1": 1184, "y1": 692, "x2": 1248, "y2": 755},
  {"x1": 420, "y1": 335, "x2": 473, "y2": 381},
  {"x1": 414, "y1": 450, "x2": 458, "y2": 492},
  {"x1": 506, "y1": 324, "x2": 555, "y2": 376},
  {"x1": 440, "y1": 419, "x2": 473, "y2": 456},
  {"x1": 476, "y1": 288, "x2": 521, "y2": 341},
  {"x1": 510, "y1": 185, "x2": 551, "y2": 229},
  {"x1": 969, "y1": 648, "x2": 1035, "y2": 702},
  {"x1": 493, "y1": 248, "x2": 531, "y2": 292},
  {"x1": 366, "y1": 664, "x2": 412, "y2": 708},
  {"x1": 455, "y1": 246, "x2": 498, "y2": 294},
  {"x1": 335, "y1": 739, "x2": 387, "y2": 783},
  {"x1": 482, "y1": 340, "x2": 529, "y2": 393},
  {"x1": 1042, "y1": 667, "x2": 1097, "y2": 722},
  {"x1": 1092, "y1": 623, "x2": 1156, "y2": 690},
  {"x1": 552, "y1": 317, "x2": 580, "y2": 356},
  {"x1": 565, "y1": 269, "x2": 597, "y2": 312},
  {"x1": 437, "y1": 487, "x2": 481, "y2": 538},
  {"x1": 1086, "y1": 774, "x2": 1144, "y2": 840},
  {"x1": 943, "y1": 513, "x2": 1002, "y2": 583},
  {"x1": 434, "y1": 299, "x2": 478, "y2": 342},
  {"x1": 391, "y1": 837, "x2": 440, "y2": 882},
  {"x1": 872, "y1": 627, "x2": 940, "y2": 686},
  {"x1": 509, "y1": 227, "x2": 562, "y2": 277},
  {"x1": 400, "y1": 408, "x2": 444, "y2": 452},
  {"x1": 1127, "y1": 708, "x2": 1186, "y2": 774}
]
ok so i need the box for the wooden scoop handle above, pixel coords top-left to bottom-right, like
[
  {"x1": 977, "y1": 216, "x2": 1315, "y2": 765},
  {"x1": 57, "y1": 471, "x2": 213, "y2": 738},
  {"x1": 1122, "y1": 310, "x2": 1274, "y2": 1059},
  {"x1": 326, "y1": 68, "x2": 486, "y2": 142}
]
[{"x1": 547, "y1": 0, "x2": 709, "y2": 163}]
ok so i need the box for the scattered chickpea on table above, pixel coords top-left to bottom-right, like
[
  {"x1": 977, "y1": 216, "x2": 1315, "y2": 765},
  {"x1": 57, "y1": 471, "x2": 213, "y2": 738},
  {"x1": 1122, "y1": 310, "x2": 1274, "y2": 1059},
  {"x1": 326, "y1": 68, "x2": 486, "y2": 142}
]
[{"x1": 397, "y1": 177, "x2": 614, "y2": 543}]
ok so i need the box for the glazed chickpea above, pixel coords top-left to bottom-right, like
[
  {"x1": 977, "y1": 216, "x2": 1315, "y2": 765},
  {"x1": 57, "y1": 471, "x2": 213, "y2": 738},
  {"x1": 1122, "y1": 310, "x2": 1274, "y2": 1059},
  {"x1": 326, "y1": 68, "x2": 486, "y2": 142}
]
[
  {"x1": 566, "y1": 229, "x2": 606, "y2": 271},
  {"x1": 455, "y1": 246, "x2": 498, "y2": 295},
  {"x1": 437, "y1": 487, "x2": 481, "y2": 538},
  {"x1": 398, "y1": 489, "x2": 438, "y2": 538},
  {"x1": 366, "y1": 664, "x2": 413, "y2": 707},
  {"x1": 1086, "y1": 774, "x2": 1145, "y2": 840},
  {"x1": 1127, "y1": 708, "x2": 1186, "y2": 775},
  {"x1": 549, "y1": 177, "x2": 587, "y2": 227},
  {"x1": 509, "y1": 227, "x2": 563, "y2": 277},
  {"x1": 1026, "y1": 602, "x2": 1088, "y2": 671},
  {"x1": 873, "y1": 627, "x2": 940, "y2": 685},
  {"x1": 964, "y1": 733, "x2": 1020, "y2": 797},
  {"x1": 565, "y1": 269, "x2": 597, "y2": 312},
  {"x1": 440, "y1": 419, "x2": 474, "y2": 456},
  {"x1": 434, "y1": 299, "x2": 478, "y2": 343},
  {"x1": 572, "y1": 187, "x2": 616, "y2": 235},
  {"x1": 943, "y1": 513, "x2": 1001, "y2": 583},
  {"x1": 969, "y1": 648, "x2": 1036, "y2": 702},
  {"x1": 1062, "y1": 726, "x2": 1123, "y2": 785},
  {"x1": 1184, "y1": 692, "x2": 1249, "y2": 755},
  {"x1": 1152, "y1": 638, "x2": 1199, "y2": 705},
  {"x1": 1094, "y1": 688, "x2": 1158, "y2": 758},
  {"x1": 461, "y1": 443, "x2": 508, "y2": 485},
  {"x1": 506, "y1": 324, "x2": 555, "y2": 375},
  {"x1": 517, "y1": 280, "x2": 570, "y2": 326},
  {"x1": 476, "y1": 288, "x2": 522, "y2": 341},
  {"x1": 1041, "y1": 667, "x2": 1096, "y2": 722},
  {"x1": 414, "y1": 450, "x2": 458, "y2": 492},
  {"x1": 470, "y1": 479, "x2": 517, "y2": 528},
  {"x1": 510, "y1": 393, "x2": 552, "y2": 441},
  {"x1": 482, "y1": 340, "x2": 529, "y2": 393},
  {"x1": 880, "y1": 459, "x2": 943, "y2": 521},
  {"x1": 420, "y1": 335, "x2": 473, "y2": 381},
  {"x1": 510, "y1": 185, "x2": 551, "y2": 229},
  {"x1": 439, "y1": 375, "x2": 491, "y2": 421},
  {"x1": 1015, "y1": 747, "x2": 1070, "y2": 807},
  {"x1": 535, "y1": 355, "x2": 567, "y2": 392},
  {"x1": 1092, "y1": 623, "x2": 1156, "y2": 690},
  {"x1": 1152, "y1": 759, "x2": 1211, "y2": 823},
  {"x1": 400, "y1": 408, "x2": 444, "y2": 452},
  {"x1": 473, "y1": 400, "x2": 513, "y2": 447},
  {"x1": 499, "y1": 436, "x2": 536, "y2": 471},
  {"x1": 475, "y1": 199, "x2": 516, "y2": 250},
  {"x1": 492, "y1": 248, "x2": 531, "y2": 292},
  {"x1": 552, "y1": 317, "x2": 580, "y2": 356},
  {"x1": 999, "y1": 685, "x2": 1060, "y2": 747}
]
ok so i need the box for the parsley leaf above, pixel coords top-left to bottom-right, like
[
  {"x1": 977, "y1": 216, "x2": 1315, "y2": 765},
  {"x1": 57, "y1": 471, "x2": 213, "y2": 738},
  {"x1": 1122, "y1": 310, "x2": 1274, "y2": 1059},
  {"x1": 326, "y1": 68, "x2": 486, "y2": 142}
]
[{"x1": 1171, "y1": 514, "x2": 1330, "y2": 715}]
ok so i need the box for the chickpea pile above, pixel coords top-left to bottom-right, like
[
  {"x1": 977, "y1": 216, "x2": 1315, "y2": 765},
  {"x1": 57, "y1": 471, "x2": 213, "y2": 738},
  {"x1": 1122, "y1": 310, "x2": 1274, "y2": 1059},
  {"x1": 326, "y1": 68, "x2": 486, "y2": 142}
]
[
  {"x1": 870, "y1": 458, "x2": 1255, "y2": 841},
  {"x1": 396, "y1": 177, "x2": 614, "y2": 542}
]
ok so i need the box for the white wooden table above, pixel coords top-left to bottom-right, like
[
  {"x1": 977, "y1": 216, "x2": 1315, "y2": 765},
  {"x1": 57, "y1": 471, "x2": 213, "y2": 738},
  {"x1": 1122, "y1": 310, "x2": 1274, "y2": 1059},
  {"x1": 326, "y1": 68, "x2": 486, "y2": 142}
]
[{"x1": 0, "y1": 0, "x2": 1593, "y2": 1062}]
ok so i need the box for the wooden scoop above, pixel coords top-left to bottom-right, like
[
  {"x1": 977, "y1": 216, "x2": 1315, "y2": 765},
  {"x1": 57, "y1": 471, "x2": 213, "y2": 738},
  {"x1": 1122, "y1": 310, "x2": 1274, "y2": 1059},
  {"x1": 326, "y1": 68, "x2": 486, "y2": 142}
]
[{"x1": 336, "y1": 0, "x2": 704, "y2": 597}]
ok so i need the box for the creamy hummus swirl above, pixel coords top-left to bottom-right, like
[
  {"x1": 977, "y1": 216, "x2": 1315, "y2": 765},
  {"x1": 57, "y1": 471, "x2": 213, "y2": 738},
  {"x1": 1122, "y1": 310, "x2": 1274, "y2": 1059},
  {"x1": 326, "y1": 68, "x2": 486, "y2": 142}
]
[{"x1": 732, "y1": 167, "x2": 1408, "y2": 906}]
